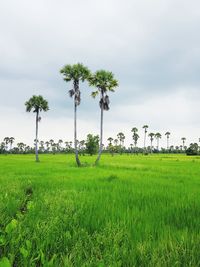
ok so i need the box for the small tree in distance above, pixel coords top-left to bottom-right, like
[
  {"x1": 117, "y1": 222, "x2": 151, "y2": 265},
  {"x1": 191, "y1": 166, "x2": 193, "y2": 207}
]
[{"x1": 85, "y1": 134, "x2": 99, "y2": 156}]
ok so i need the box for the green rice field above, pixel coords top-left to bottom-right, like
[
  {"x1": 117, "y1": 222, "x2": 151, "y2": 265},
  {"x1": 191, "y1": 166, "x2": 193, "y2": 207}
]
[{"x1": 0, "y1": 154, "x2": 200, "y2": 266}]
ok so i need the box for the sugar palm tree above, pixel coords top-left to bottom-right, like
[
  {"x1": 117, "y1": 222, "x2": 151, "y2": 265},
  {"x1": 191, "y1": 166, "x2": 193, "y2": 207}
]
[
  {"x1": 132, "y1": 132, "x2": 139, "y2": 150},
  {"x1": 4, "y1": 137, "x2": 10, "y2": 151},
  {"x1": 60, "y1": 63, "x2": 90, "y2": 167},
  {"x1": 17, "y1": 142, "x2": 26, "y2": 153},
  {"x1": 117, "y1": 132, "x2": 125, "y2": 146},
  {"x1": 39, "y1": 140, "x2": 45, "y2": 152},
  {"x1": 45, "y1": 141, "x2": 50, "y2": 152},
  {"x1": 89, "y1": 70, "x2": 118, "y2": 165},
  {"x1": 114, "y1": 139, "x2": 118, "y2": 146},
  {"x1": 25, "y1": 95, "x2": 49, "y2": 162},
  {"x1": 9, "y1": 137, "x2": 15, "y2": 151},
  {"x1": 155, "y1": 133, "x2": 162, "y2": 150},
  {"x1": 58, "y1": 139, "x2": 63, "y2": 152},
  {"x1": 148, "y1": 133, "x2": 155, "y2": 153},
  {"x1": 142, "y1": 125, "x2": 148, "y2": 150},
  {"x1": 107, "y1": 137, "x2": 113, "y2": 146},
  {"x1": 181, "y1": 137, "x2": 186, "y2": 148},
  {"x1": 165, "y1": 132, "x2": 171, "y2": 150},
  {"x1": 49, "y1": 139, "x2": 54, "y2": 152},
  {"x1": 131, "y1": 128, "x2": 138, "y2": 150}
]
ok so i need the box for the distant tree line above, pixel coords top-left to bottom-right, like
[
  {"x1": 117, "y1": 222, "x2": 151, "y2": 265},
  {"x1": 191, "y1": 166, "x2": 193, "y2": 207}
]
[{"x1": 1, "y1": 129, "x2": 199, "y2": 156}]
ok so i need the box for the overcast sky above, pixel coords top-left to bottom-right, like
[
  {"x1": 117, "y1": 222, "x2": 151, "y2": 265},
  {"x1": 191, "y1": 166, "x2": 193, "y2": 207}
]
[{"x1": 0, "y1": 0, "x2": 200, "y2": 148}]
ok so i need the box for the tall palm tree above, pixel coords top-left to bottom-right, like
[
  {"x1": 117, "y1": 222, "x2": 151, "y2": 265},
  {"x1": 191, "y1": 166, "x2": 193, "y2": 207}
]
[
  {"x1": 45, "y1": 141, "x2": 50, "y2": 152},
  {"x1": 142, "y1": 125, "x2": 148, "y2": 150},
  {"x1": 60, "y1": 63, "x2": 90, "y2": 167},
  {"x1": 148, "y1": 133, "x2": 155, "y2": 153},
  {"x1": 117, "y1": 132, "x2": 125, "y2": 146},
  {"x1": 181, "y1": 137, "x2": 186, "y2": 149},
  {"x1": 17, "y1": 142, "x2": 26, "y2": 153},
  {"x1": 25, "y1": 95, "x2": 49, "y2": 162},
  {"x1": 89, "y1": 70, "x2": 118, "y2": 165},
  {"x1": 49, "y1": 139, "x2": 54, "y2": 152},
  {"x1": 114, "y1": 139, "x2": 118, "y2": 146},
  {"x1": 4, "y1": 137, "x2": 10, "y2": 151},
  {"x1": 165, "y1": 132, "x2": 171, "y2": 150},
  {"x1": 58, "y1": 139, "x2": 63, "y2": 152},
  {"x1": 107, "y1": 137, "x2": 113, "y2": 146},
  {"x1": 9, "y1": 137, "x2": 15, "y2": 151},
  {"x1": 39, "y1": 140, "x2": 45, "y2": 152},
  {"x1": 132, "y1": 132, "x2": 139, "y2": 150},
  {"x1": 155, "y1": 133, "x2": 162, "y2": 150},
  {"x1": 131, "y1": 128, "x2": 139, "y2": 150}
]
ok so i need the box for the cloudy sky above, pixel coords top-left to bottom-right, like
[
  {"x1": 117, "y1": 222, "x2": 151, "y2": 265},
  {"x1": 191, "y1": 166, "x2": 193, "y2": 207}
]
[{"x1": 0, "y1": 0, "x2": 200, "y2": 148}]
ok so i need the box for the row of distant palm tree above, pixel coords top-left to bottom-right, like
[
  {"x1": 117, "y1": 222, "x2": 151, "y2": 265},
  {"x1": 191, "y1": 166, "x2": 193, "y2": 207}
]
[
  {"x1": 0, "y1": 136, "x2": 189, "y2": 155},
  {"x1": 106, "y1": 127, "x2": 189, "y2": 154}
]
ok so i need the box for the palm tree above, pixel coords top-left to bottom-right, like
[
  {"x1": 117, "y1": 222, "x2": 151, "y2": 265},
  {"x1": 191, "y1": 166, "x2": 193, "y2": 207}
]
[
  {"x1": 60, "y1": 63, "x2": 90, "y2": 167},
  {"x1": 155, "y1": 133, "x2": 162, "y2": 150},
  {"x1": 4, "y1": 137, "x2": 10, "y2": 151},
  {"x1": 25, "y1": 95, "x2": 49, "y2": 162},
  {"x1": 45, "y1": 141, "x2": 50, "y2": 152},
  {"x1": 181, "y1": 137, "x2": 186, "y2": 149},
  {"x1": 89, "y1": 70, "x2": 118, "y2": 165},
  {"x1": 132, "y1": 132, "x2": 139, "y2": 151},
  {"x1": 114, "y1": 139, "x2": 118, "y2": 146},
  {"x1": 165, "y1": 132, "x2": 171, "y2": 150},
  {"x1": 107, "y1": 137, "x2": 113, "y2": 146},
  {"x1": 39, "y1": 140, "x2": 45, "y2": 152},
  {"x1": 49, "y1": 139, "x2": 54, "y2": 152},
  {"x1": 131, "y1": 128, "x2": 139, "y2": 151},
  {"x1": 117, "y1": 132, "x2": 125, "y2": 146},
  {"x1": 17, "y1": 142, "x2": 25, "y2": 153},
  {"x1": 148, "y1": 133, "x2": 155, "y2": 153},
  {"x1": 58, "y1": 139, "x2": 63, "y2": 152},
  {"x1": 9, "y1": 137, "x2": 15, "y2": 151},
  {"x1": 142, "y1": 125, "x2": 148, "y2": 150}
]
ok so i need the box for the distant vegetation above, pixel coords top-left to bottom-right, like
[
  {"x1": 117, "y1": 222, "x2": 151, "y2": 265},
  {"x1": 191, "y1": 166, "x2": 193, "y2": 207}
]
[{"x1": 1, "y1": 129, "x2": 199, "y2": 156}]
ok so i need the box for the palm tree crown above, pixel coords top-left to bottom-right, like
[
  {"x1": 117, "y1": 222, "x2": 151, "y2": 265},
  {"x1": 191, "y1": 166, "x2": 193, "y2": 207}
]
[
  {"x1": 89, "y1": 70, "x2": 118, "y2": 110},
  {"x1": 143, "y1": 125, "x2": 148, "y2": 133},
  {"x1": 60, "y1": 63, "x2": 90, "y2": 106},
  {"x1": 25, "y1": 95, "x2": 49, "y2": 113}
]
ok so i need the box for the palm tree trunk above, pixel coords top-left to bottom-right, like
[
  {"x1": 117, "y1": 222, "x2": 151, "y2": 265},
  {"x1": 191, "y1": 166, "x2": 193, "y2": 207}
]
[
  {"x1": 35, "y1": 111, "x2": 39, "y2": 162},
  {"x1": 95, "y1": 93, "x2": 104, "y2": 165},
  {"x1": 144, "y1": 131, "x2": 146, "y2": 149},
  {"x1": 74, "y1": 100, "x2": 81, "y2": 167}
]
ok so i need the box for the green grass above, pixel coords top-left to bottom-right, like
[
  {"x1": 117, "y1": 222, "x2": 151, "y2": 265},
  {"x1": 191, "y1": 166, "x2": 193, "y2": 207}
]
[{"x1": 0, "y1": 154, "x2": 200, "y2": 266}]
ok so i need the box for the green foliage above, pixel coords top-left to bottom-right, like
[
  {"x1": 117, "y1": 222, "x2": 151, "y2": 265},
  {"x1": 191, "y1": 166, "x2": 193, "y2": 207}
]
[
  {"x1": 60, "y1": 63, "x2": 90, "y2": 83},
  {"x1": 5, "y1": 219, "x2": 18, "y2": 234},
  {"x1": 0, "y1": 257, "x2": 11, "y2": 267},
  {"x1": 25, "y1": 95, "x2": 49, "y2": 113},
  {"x1": 85, "y1": 134, "x2": 99, "y2": 155},
  {"x1": 88, "y1": 70, "x2": 118, "y2": 111},
  {"x1": 88, "y1": 70, "x2": 118, "y2": 93},
  {"x1": 186, "y1": 143, "x2": 199, "y2": 155}
]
